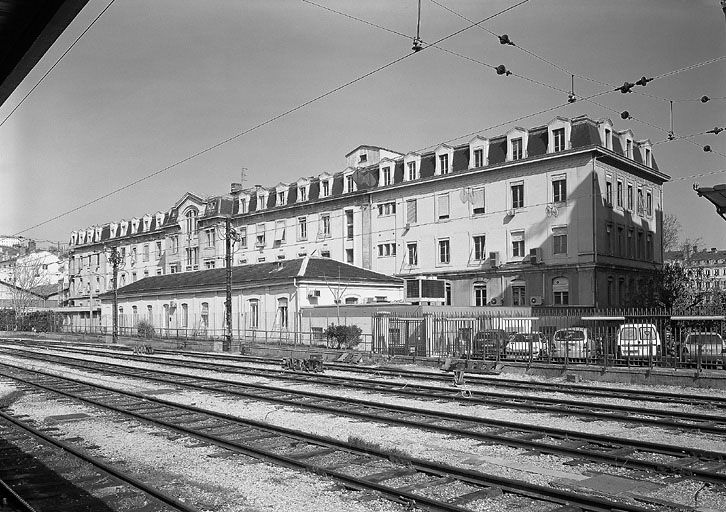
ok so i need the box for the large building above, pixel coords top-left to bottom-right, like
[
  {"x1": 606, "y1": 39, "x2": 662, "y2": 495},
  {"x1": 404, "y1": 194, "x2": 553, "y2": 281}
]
[
  {"x1": 68, "y1": 114, "x2": 669, "y2": 319},
  {"x1": 665, "y1": 246, "x2": 726, "y2": 293}
]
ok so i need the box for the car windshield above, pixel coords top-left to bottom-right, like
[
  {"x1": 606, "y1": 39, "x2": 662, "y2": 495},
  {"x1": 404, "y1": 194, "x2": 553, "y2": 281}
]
[
  {"x1": 640, "y1": 327, "x2": 656, "y2": 341},
  {"x1": 688, "y1": 333, "x2": 722, "y2": 344},
  {"x1": 554, "y1": 330, "x2": 584, "y2": 341},
  {"x1": 620, "y1": 326, "x2": 638, "y2": 341}
]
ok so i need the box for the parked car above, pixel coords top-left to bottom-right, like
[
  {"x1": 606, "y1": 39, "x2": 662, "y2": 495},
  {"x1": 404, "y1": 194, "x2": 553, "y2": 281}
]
[
  {"x1": 551, "y1": 327, "x2": 598, "y2": 359},
  {"x1": 682, "y1": 332, "x2": 725, "y2": 363},
  {"x1": 506, "y1": 332, "x2": 547, "y2": 359},
  {"x1": 472, "y1": 329, "x2": 508, "y2": 359},
  {"x1": 616, "y1": 323, "x2": 661, "y2": 358}
]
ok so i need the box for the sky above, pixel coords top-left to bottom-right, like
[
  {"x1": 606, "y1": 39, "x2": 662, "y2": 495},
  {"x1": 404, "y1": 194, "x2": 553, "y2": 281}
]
[{"x1": 1, "y1": 0, "x2": 724, "y2": 250}]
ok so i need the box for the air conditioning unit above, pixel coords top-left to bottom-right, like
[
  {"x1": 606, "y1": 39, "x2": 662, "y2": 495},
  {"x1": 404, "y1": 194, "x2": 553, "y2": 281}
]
[
  {"x1": 529, "y1": 247, "x2": 542, "y2": 264},
  {"x1": 488, "y1": 251, "x2": 500, "y2": 268},
  {"x1": 308, "y1": 289, "x2": 321, "y2": 298},
  {"x1": 507, "y1": 209, "x2": 516, "y2": 217},
  {"x1": 530, "y1": 295, "x2": 543, "y2": 306},
  {"x1": 489, "y1": 297, "x2": 500, "y2": 306}
]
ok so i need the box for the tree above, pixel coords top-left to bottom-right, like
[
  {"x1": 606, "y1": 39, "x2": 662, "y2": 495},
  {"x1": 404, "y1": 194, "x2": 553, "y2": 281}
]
[
  {"x1": 655, "y1": 263, "x2": 694, "y2": 310},
  {"x1": 662, "y1": 213, "x2": 681, "y2": 252},
  {"x1": 8, "y1": 256, "x2": 45, "y2": 329},
  {"x1": 325, "y1": 324, "x2": 362, "y2": 349}
]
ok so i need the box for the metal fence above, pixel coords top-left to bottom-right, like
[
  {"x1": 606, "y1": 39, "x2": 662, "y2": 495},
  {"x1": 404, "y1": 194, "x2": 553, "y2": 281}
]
[{"x1": 373, "y1": 308, "x2": 726, "y2": 371}]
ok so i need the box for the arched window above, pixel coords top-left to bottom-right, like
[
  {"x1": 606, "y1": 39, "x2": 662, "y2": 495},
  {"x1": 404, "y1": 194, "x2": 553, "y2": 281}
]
[
  {"x1": 277, "y1": 298, "x2": 288, "y2": 329},
  {"x1": 248, "y1": 299, "x2": 259, "y2": 329},
  {"x1": 132, "y1": 305, "x2": 138, "y2": 325},
  {"x1": 181, "y1": 303, "x2": 189, "y2": 328},
  {"x1": 552, "y1": 277, "x2": 569, "y2": 305},
  {"x1": 201, "y1": 302, "x2": 209, "y2": 329},
  {"x1": 147, "y1": 305, "x2": 152, "y2": 320},
  {"x1": 185, "y1": 208, "x2": 198, "y2": 235}
]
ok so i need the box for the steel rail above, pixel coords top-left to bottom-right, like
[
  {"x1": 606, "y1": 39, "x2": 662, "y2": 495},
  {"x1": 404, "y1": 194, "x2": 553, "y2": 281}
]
[
  {"x1": 0, "y1": 410, "x2": 200, "y2": 512},
  {"x1": 4, "y1": 344, "x2": 724, "y2": 434},
  {"x1": 0, "y1": 364, "x2": 658, "y2": 512},
  {"x1": 1, "y1": 353, "x2": 725, "y2": 486}
]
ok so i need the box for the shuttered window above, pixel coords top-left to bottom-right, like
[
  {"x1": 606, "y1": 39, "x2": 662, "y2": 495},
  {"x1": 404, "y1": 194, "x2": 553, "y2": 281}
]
[
  {"x1": 437, "y1": 194, "x2": 450, "y2": 220},
  {"x1": 472, "y1": 188, "x2": 485, "y2": 215},
  {"x1": 406, "y1": 199, "x2": 417, "y2": 224}
]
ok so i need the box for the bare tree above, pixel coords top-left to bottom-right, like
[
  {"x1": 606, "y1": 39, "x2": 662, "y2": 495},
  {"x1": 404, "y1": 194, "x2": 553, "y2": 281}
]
[
  {"x1": 662, "y1": 213, "x2": 681, "y2": 252},
  {"x1": 8, "y1": 256, "x2": 45, "y2": 327}
]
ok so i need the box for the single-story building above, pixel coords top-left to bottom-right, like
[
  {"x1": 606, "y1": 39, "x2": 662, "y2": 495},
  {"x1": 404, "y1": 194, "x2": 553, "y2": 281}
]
[{"x1": 99, "y1": 256, "x2": 403, "y2": 342}]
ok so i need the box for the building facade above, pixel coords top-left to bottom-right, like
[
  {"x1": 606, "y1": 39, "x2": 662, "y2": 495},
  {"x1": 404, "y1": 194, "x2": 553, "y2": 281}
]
[
  {"x1": 69, "y1": 115, "x2": 668, "y2": 312},
  {"x1": 665, "y1": 246, "x2": 726, "y2": 293}
]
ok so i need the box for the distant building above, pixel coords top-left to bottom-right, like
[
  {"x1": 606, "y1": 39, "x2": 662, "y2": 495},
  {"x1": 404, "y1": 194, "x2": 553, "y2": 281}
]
[
  {"x1": 665, "y1": 246, "x2": 726, "y2": 292},
  {"x1": 69, "y1": 114, "x2": 668, "y2": 310}
]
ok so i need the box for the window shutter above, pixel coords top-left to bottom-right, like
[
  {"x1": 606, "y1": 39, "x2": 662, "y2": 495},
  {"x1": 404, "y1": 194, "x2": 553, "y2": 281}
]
[
  {"x1": 438, "y1": 194, "x2": 450, "y2": 217},
  {"x1": 406, "y1": 199, "x2": 417, "y2": 224}
]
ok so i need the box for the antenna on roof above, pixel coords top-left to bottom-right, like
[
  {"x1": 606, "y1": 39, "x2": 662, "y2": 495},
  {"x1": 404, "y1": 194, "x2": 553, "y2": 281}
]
[{"x1": 412, "y1": 0, "x2": 423, "y2": 52}]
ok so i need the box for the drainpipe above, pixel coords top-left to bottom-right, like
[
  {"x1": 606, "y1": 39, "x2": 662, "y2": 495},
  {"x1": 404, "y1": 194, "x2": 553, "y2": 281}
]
[
  {"x1": 293, "y1": 276, "x2": 299, "y2": 344},
  {"x1": 592, "y1": 157, "x2": 598, "y2": 307}
]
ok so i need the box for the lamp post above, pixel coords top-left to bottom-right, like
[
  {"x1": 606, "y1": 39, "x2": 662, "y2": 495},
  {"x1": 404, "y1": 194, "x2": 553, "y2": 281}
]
[{"x1": 106, "y1": 246, "x2": 123, "y2": 343}]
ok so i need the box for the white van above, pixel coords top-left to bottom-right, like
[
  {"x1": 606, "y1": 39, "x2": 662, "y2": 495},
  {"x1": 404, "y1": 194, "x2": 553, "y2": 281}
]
[{"x1": 616, "y1": 324, "x2": 661, "y2": 358}]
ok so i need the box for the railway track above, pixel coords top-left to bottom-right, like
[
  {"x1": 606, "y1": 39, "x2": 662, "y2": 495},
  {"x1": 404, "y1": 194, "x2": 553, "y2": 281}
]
[
  {"x1": 0, "y1": 409, "x2": 198, "y2": 512},
  {"x1": 3, "y1": 343, "x2": 726, "y2": 435},
  {"x1": 2, "y1": 350, "x2": 726, "y2": 489},
  {"x1": 0, "y1": 362, "x2": 671, "y2": 512},
  {"x1": 10, "y1": 337, "x2": 726, "y2": 411}
]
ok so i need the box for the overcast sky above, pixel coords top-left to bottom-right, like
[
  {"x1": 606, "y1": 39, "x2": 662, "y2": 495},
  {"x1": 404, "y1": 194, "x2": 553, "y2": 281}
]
[{"x1": 1, "y1": 0, "x2": 724, "y2": 249}]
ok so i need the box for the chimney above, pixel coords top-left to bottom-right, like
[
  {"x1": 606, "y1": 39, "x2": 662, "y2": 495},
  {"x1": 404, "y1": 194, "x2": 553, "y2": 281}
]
[{"x1": 230, "y1": 183, "x2": 244, "y2": 193}]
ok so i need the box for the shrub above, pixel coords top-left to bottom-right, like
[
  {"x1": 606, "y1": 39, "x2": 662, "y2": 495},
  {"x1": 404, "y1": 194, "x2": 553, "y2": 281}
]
[
  {"x1": 136, "y1": 319, "x2": 156, "y2": 339},
  {"x1": 324, "y1": 324, "x2": 362, "y2": 349}
]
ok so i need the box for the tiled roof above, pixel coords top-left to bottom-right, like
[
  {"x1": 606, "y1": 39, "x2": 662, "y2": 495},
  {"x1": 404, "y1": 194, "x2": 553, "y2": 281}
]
[{"x1": 105, "y1": 257, "x2": 401, "y2": 297}]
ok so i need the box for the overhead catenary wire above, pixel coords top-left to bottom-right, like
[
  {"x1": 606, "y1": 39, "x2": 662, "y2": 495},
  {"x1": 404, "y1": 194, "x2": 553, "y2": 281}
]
[
  {"x1": 0, "y1": 0, "x2": 118, "y2": 129},
  {"x1": 11, "y1": 0, "x2": 534, "y2": 237}
]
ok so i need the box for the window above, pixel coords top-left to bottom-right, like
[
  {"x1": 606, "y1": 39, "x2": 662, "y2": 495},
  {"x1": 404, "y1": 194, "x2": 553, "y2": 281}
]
[
  {"x1": 256, "y1": 191, "x2": 268, "y2": 211},
  {"x1": 298, "y1": 217, "x2": 307, "y2": 241},
  {"x1": 553, "y1": 227, "x2": 567, "y2": 255},
  {"x1": 646, "y1": 233, "x2": 654, "y2": 261},
  {"x1": 511, "y1": 138, "x2": 523, "y2": 160},
  {"x1": 346, "y1": 174, "x2": 354, "y2": 193},
  {"x1": 606, "y1": 180, "x2": 613, "y2": 206},
  {"x1": 445, "y1": 282, "x2": 452, "y2": 306},
  {"x1": 205, "y1": 260, "x2": 215, "y2": 269},
  {"x1": 143, "y1": 244, "x2": 150, "y2": 262},
  {"x1": 277, "y1": 298, "x2": 288, "y2": 329},
  {"x1": 155, "y1": 241, "x2": 162, "y2": 259},
  {"x1": 552, "y1": 128, "x2": 565, "y2": 152},
  {"x1": 321, "y1": 214, "x2": 331, "y2": 237},
  {"x1": 439, "y1": 154, "x2": 449, "y2": 174},
  {"x1": 406, "y1": 199, "x2": 417, "y2": 224},
  {"x1": 553, "y1": 277, "x2": 569, "y2": 305},
  {"x1": 437, "y1": 193, "x2": 450, "y2": 220},
  {"x1": 169, "y1": 236, "x2": 179, "y2": 254},
  {"x1": 239, "y1": 196, "x2": 248, "y2": 214},
  {"x1": 511, "y1": 184, "x2": 524, "y2": 209},
  {"x1": 132, "y1": 305, "x2": 138, "y2": 325},
  {"x1": 181, "y1": 303, "x2": 188, "y2": 328},
  {"x1": 627, "y1": 229, "x2": 634, "y2": 258},
  {"x1": 186, "y1": 247, "x2": 199, "y2": 267},
  {"x1": 377, "y1": 243, "x2": 396, "y2": 257},
  {"x1": 617, "y1": 226, "x2": 624, "y2": 257},
  {"x1": 185, "y1": 208, "x2": 198, "y2": 234},
  {"x1": 473, "y1": 235, "x2": 486, "y2": 261},
  {"x1": 646, "y1": 191, "x2": 653, "y2": 216},
  {"x1": 239, "y1": 227, "x2": 247, "y2": 248},
  {"x1": 474, "y1": 282, "x2": 487, "y2": 306},
  {"x1": 637, "y1": 188, "x2": 644, "y2": 215},
  {"x1": 205, "y1": 228, "x2": 216, "y2": 248},
  {"x1": 200, "y1": 303, "x2": 209, "y2": 329},
  {"x1": 274, "y1": 220, "x2": 286, "y2": 245},
  {"x1": 552, "y1": 178, "x2": 566, "y2": 203},
  {"x1": 407, "y1": 243, "x2": 418, "y2": 266},
  {"x1": 298, "y1": 186, "x2": 307, "y2": 202},
  {"x1": 627, "y1": 184, "x2": 633, "y2": 211},
  {"x1": 473, "y1": 148, "x2": 484, "y2": 167},
  {"x1": 604, "y1": 128, "x2": 612, "y2": 149},
  {"x1": 407, "y1": 161, "x2": 416, "y2": 181},
  {"x1": 377, "y1": 202, "x2": 396, "y2": 216},
  {"x1": 617, "y1": 180, "x2": 623, "y2": 207},
  {"x1": 645, "y1": 147, "x2": 651, "y2": 167},
  {"x1": 345, "y1": 210, "x2": 354, "y2": 239},
  {"x1": 438, "y1": 239, "x2": 450, "y2": 264},
  {"x1": 131, "y1": 247, "x2": 137, "y2": 264},
  {"x1": 511, "y1": 231, "x2": 525, "y2": 258},
  {"x1": 626, "y1": 139, "x2": 633, "y2": 158},
  {"x1": 382, "y1": 166, "x2": 392, "y2": 186},
  {"x1": 471, "y1": 188, "x2": 485, "y2": 215},
  {"x1": 346, "y1": 248, "x2": 354, "y2": 264},
  {"x1": 512, "y1": 285, "x2": 526, "y2": 306},
  {"x1": 637, "y1": 231, "x2": 644, "y2": 259},
  {"x1": 277, "y1": 191, "x2": 286, "y2": 206},
  {"x1": 249, "y1": 299, "x2": 259, "y2": 329},
  {"x1": 322, "y1": 180, "x2": 330, "y2": 197},
  {"x1": 321, "y1": 250, "x2": 330, "y2": 258},
  {"x1": 256, "y1": 223, "x2": 266, "y2": 247},
  {"x1": 605, "y1": 224, "x2": 613, "y2": 255}
]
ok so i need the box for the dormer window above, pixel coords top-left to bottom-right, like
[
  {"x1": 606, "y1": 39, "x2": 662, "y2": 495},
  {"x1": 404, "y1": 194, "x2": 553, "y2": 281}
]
[
  {"x1": 239, "y1": 194, "x2": 250, "y2": 214},
  {"x1": 379, "y1": 160, "x2": 394, "y2": 187},
  {"x1": 318, "y1": 173, "x2": 332, "y2": 197},
  {"x1": 645, "y1": 148, "x2": 651, "y2": 166},
  {"x1": 598, "y1": 119, "x2": 614, "y2": 151},
  {"x1": 383, "y1": 166, "x2": 391, "y2": 186},
  {"x1": 184, "y1": 209, "x2": 198, "y2": 234},
  {"x1": 626, "y1": 138, "x2": 633, "y2": 158},
  {"x1": 277, "y1": 191, "x2": 286, "y2": 205},
  {"x1": 512, "y1": 138, "x2": 523, "y2": 160},
  {"x1": 638, "y1": 140, "x2": 653, "y2": 167},
  {"x1": 547, "y1": 118, "x2": 571, "y2": 154},
  {"x1": 86, "y1": 228, "x2": 94, "y2": 242},
  {"x1": 359, "y1": 153, "x2": 367, "y2": 163},
  {"x1": 143, "y1": 216, "x2": 151, "y2": 231},
  {"x1": 403, "y1": 153, "x2": 421, "y2": 181},
  {"x1": 110, "y1": 223, "x2": 118, "y2": 238},
  {"x1": 469, "y1": 137, "x2": 489, "y2": 169},
  {"x1": 256, "y1": 189, "x2": 268, "y2": 211},
  {"x1": 506, "y1": 128, "x2": 528, "y2": 161},
  {"x1": 297, "y1": 179, "x2": 310, "y2": 202},
  {"x1": 435, "y1": 145, "x2": 454, "y2": 175},
  {"x1": 95, "y1": 226, "x2": 102, "y2": 241},
  {"x1": 155, "y1": 213, "x2": 164, "y2": 227},
  {"x1": 553, "y1": 129, "x2": 565, "y2": 152},
  {"x1": 344, "y1": 169, "x2": 356, "y2": 193},
  {"x1": 120, "y1": 221, "x2": 128, "y2": 237},
  {"x1": 70, "y1": 231, "x2": 78, "y2": 245},
  {"x1": 131, "y1": 219, "x2": 139, "y2": 234},
  {"x1": 605, "y1": 128, "x2": 612, "y2": 149}
]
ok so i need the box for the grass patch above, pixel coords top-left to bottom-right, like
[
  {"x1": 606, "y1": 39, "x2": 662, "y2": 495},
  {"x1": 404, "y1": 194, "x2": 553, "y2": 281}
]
[{"x1": 347, "y1": 435, "x2": 410, "y2": 464}]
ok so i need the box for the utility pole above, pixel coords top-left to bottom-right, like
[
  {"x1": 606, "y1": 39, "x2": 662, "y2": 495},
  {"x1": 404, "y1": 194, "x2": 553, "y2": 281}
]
[
  {"x1": 224, "y1": 216, "x2": 233, "y2": 351},
  {"x1": 108, "y1": 246, "x2": 123, "y2": 343}
]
